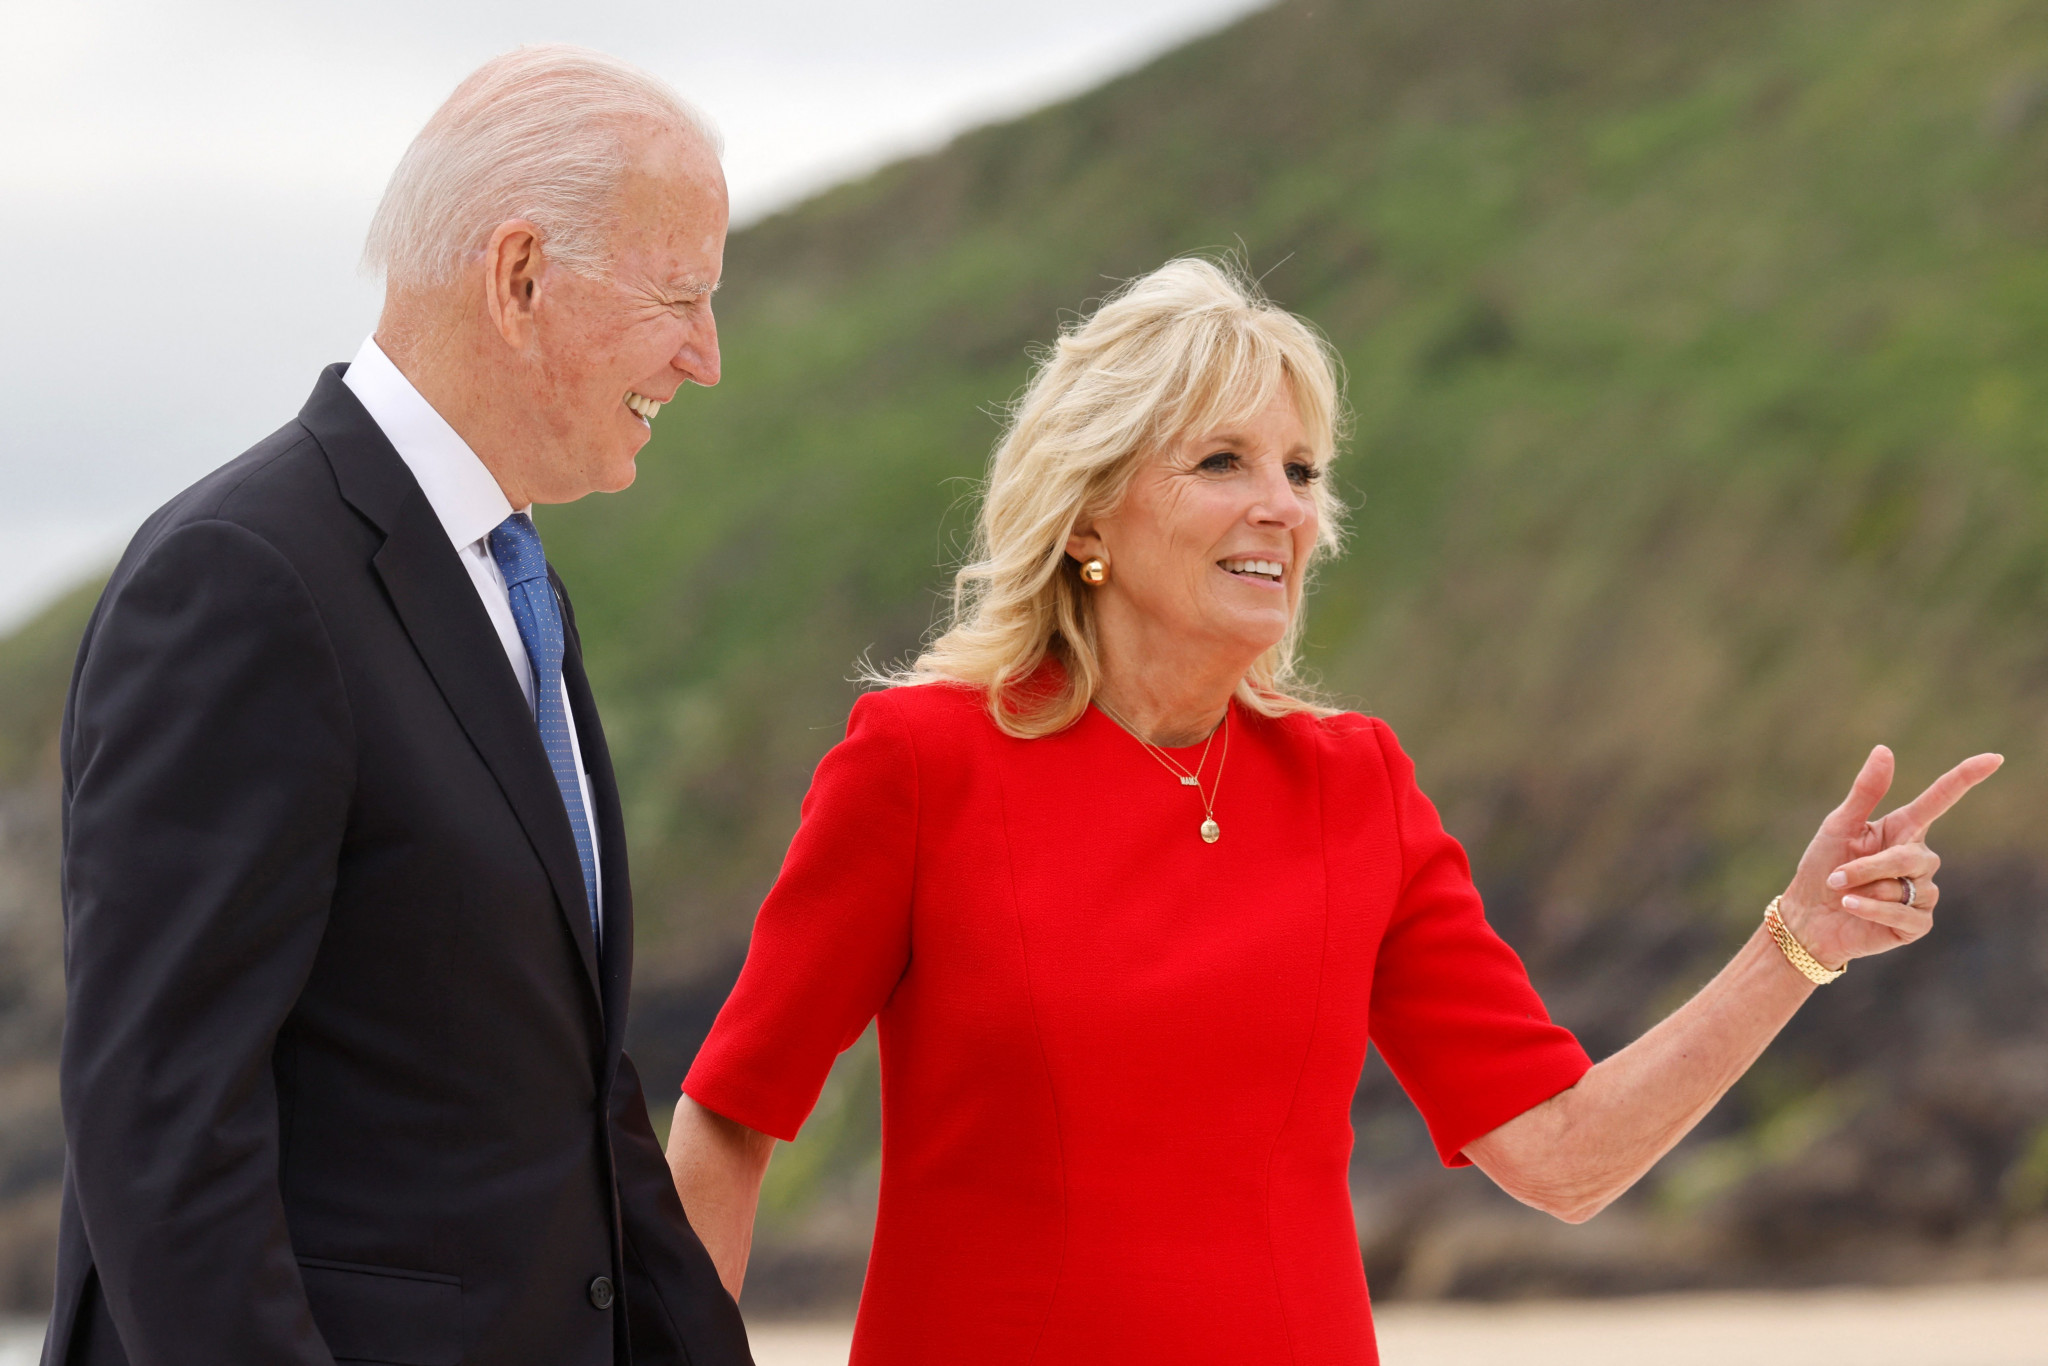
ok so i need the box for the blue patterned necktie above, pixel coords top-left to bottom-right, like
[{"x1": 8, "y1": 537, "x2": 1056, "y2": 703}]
[{"x1": 488, "y1": 513, "x2": 600, "y2": 941}]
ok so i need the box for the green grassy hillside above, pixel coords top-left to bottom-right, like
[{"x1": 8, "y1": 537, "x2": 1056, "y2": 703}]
[
  {"x1": 551, "y1": 0, "x2": 2048, "y2": 972},
  {"x1": 6, "y1": 0, "x2": 2048, "y2": 1309}
]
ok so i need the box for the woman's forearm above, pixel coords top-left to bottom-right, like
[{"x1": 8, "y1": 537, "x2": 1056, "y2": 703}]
[
  {"x1": 1464, "y1": 745, "x2": 1998, "y2": 1222},
  {"x1": 666, "y1": 1094, "x2": 776, "y2": 1299},
  {"x1": 1464, "y1": 921, "x2": 1814, "y2": 1222}
]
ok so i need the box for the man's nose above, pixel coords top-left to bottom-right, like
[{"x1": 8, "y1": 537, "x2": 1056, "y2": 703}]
[{"x1": 676, "y1": 307, "x2": 720, "y2": 388}]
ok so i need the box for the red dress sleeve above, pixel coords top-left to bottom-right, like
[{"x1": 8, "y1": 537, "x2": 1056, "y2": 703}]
[
  {"x1": 683, "y1": 691, "x2": 918, "y2": 1141},
  {"x1": 1365, "y1": 719, "x2": 1592, "y2": 1166}
]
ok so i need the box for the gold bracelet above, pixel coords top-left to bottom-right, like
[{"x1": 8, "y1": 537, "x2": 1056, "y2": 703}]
[{"x1": 1764, "y1": 896, "x2": 1846, "y2": 985}]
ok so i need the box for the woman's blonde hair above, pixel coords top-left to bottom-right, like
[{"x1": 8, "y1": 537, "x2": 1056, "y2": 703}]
[{"x1": 881, "y1": 257, "x2": 1350, "y2": 737}]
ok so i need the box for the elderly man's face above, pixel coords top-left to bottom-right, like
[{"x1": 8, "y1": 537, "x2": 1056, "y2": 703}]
[{"x1": 524, "y1": 128, "x2": 727, "y2": 501}]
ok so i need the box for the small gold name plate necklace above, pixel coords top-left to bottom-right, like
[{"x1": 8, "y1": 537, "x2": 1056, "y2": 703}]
[{"x1": 1097, "y1": 700, "x2": 1231, "y2": 844}]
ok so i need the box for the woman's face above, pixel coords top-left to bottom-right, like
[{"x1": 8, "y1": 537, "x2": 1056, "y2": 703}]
[{"x1": 1070, "y1": 383, "x2": 1323, "y2": 666}]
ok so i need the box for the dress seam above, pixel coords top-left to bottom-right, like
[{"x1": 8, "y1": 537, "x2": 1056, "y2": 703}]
[
  {"x1": 1260, "y1": 716, "x2": 1331, "y2": 1366},
  {"x1": 1002, "y1": 721, "x2": 1069, "y2": 1366},
  {"x1": 847, "y1": 692, "x2": 922, "y2": 1364},
  {"x1": 881, "y1": 693, "x2": 924, "y2": 934},
  {"x1": 1370, "y1": 718, "x2": 1414, "y2": 901}
]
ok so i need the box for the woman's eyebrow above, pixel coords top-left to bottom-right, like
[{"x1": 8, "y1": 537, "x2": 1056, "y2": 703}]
[{"x1": 1190, "y1": 434, "x2": 1314, "y2": 458}]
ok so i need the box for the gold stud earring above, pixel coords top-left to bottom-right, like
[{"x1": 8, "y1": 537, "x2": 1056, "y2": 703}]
[{"x1": 1080, "y1": 558, "x2": 1108, "y2": 585}]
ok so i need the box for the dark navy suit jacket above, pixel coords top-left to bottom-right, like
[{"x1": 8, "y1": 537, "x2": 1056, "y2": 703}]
[{"x1": 44, "y1": 367, "x2": 752, "y2": 1366}]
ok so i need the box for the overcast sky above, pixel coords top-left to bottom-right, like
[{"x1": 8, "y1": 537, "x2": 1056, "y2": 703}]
[{"x1": 0, "y1": 0, "x2": 1262, "y2": 633}]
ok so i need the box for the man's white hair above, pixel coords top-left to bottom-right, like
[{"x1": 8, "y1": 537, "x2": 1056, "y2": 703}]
[{"x1": 363, "y1": 44, "x2": 722, "y2": 290}]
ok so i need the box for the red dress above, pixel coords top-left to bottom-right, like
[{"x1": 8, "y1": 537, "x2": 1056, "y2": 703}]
[{"x1": 685, "y1": 682, "x2": 1589, "y2": 1364}]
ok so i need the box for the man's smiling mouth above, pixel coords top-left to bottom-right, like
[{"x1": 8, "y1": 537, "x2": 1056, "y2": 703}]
[{"x1": 624, "y1": 391, "x2": 664, "y2": 422}]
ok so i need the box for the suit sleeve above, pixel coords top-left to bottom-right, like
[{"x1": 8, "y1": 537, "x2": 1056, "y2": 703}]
[
  {"x1": 683, "y1": 691, "x2": 918, "y2": 1141},
  {"x1": 1365, "y1": 719, "x2": 1592, "y2": 1166},
  {"x1": 61, "y1": 519, "x2": 353, "y2": 1365}
]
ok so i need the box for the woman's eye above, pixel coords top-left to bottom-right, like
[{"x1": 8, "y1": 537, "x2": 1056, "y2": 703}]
[
  {"x1": 1197, "y1": 452, "x2": 1237, "y2": 473},
  {"x1": 1287, "y1": 462, "x2": 1322, "y2": 486}
]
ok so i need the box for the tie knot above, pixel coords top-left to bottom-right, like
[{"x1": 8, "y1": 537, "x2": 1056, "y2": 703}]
[{"x1": 488, "y1": 513, "x2": 549, "y2": 588}]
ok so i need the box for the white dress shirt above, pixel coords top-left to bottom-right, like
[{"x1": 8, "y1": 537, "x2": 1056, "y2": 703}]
[{"x1": 343, "y1": 336, "x2": 603, "y2": 922}]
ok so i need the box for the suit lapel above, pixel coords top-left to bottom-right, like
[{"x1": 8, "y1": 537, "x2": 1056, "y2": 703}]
[
  {"x1": 556, "y1": 569, "x2": 633, "y2": 1064},
  {"x1": 301, "y1": 367, "x2": 605, "y2": 1005}
]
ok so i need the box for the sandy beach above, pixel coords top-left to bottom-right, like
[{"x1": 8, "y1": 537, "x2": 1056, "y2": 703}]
[
  {"x1": 0, "y1": 1321, "x2": 36, "y2": 1366},
  {"x1": 5, "y1": 1280, "x2": 2044, "y2": 1363},
  {"x1": 744, "y1": 1279, "x2": 2048, "y2": 1365}
]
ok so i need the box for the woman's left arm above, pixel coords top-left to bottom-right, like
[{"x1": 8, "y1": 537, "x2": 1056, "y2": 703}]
[{"x1": 1464, "y1": 744, "x2": 2003, "y2": 1223}]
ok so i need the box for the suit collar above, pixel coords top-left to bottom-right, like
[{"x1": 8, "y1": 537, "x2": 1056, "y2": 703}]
[
  {"x1": 340, "y1": 337, "x2": 518, "y2": 554},
  {"x1": 301, "y1": 364, "x2": 413, "y2": 535},
  {"x1": 298, "y1": 366, "x2": 607, "y2": 1010}
]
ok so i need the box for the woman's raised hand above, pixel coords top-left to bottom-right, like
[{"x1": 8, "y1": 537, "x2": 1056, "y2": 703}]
[{"x1": 1778, "y1": 746, "x2": 2004, "y2": 970}]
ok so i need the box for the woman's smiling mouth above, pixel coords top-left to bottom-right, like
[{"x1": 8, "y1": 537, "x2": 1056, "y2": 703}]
[{"x1": 1218, "y1": 557, "x2": 1286, "y2": 584}]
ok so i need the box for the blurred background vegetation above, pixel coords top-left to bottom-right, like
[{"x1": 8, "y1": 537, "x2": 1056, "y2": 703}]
[{"x1": 6, "y1": 0, "x2": 2048, "y2": 1315}]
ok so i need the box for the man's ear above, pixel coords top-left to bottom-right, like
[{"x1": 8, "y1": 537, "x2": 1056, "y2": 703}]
[{"x1": 483, "y1": 219, "x2": 544, "y2": 348}]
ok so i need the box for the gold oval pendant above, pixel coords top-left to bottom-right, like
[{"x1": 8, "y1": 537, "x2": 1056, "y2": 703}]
[{"x1": 1200, "y1": 818, "x2": 1220, "y2": 843}]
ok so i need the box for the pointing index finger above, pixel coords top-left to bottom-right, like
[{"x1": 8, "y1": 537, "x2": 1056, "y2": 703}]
[{"x1": 1889, "y1": 753, "x2": 2005, "y2": 841}]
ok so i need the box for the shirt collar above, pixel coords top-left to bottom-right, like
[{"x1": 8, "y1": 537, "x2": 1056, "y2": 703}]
[{"x1": 342, "y1": 336, "x2": 525, "y2": 551}]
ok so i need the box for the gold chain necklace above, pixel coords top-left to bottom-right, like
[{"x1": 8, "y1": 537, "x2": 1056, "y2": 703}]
[{"x1": 1096, "y1": 700, "x2": 1231, "y2": 844}]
